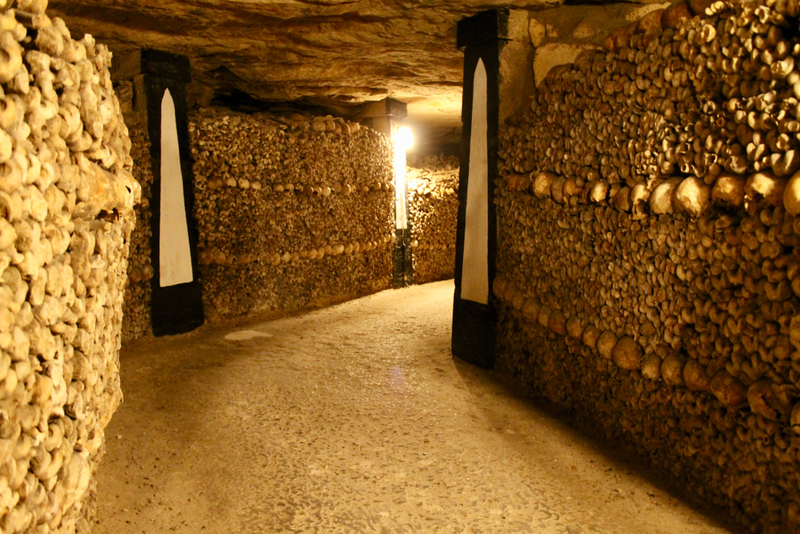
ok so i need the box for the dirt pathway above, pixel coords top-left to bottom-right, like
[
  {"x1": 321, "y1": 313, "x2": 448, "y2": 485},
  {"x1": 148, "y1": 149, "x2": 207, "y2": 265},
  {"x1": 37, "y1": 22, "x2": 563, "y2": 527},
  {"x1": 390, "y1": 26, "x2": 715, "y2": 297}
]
[{"x1": 94, "y1": 280, "x2": 735, "y2": 533}]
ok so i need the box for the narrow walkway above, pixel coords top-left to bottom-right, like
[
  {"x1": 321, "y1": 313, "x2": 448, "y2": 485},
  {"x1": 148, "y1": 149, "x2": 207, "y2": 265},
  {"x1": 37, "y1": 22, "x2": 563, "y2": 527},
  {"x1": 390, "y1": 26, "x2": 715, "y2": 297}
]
[{"x1": 95, "y1": 281, "x2": 734, "y2": 534}]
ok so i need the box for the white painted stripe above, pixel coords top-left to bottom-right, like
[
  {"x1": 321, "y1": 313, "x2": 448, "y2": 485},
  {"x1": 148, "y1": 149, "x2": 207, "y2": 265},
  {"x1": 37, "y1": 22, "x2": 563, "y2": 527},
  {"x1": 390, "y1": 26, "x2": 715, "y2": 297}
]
[
  {"x1": 460, "y1": 59, "x2": 489, "y2": 305},
  {"x1": 159, "y1": 88, "x2": 195, "y2": 287}
]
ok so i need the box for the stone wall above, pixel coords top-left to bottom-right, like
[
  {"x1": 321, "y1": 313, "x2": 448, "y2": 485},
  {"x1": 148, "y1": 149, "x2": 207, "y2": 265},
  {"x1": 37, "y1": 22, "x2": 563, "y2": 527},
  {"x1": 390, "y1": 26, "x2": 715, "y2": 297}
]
[
  {"x1": 407, "y1": 154, "x2": 459, "y2": 284},
  {"x1": 190, "y1": 109, "x2": 394, "y2": 322},
  {"x1": 495, "y1": 0, "x2": 800, "y2": 532},
  {"x1": 0, "y1": 2, "x2": 138, "y2": 532},
  {"x1": 115, "y1": 80, "x2": 152, "y2": 344}
]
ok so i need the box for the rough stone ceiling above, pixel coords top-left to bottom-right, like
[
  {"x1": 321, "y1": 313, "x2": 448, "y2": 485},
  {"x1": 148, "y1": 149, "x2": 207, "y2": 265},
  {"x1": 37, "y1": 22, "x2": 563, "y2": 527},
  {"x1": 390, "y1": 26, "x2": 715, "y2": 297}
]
[
  {"x1": 46, "y1": 0, "x2": 651, "y2": 148},
  {"x1": 46, "y1": 2, "x2": 542, "y2": 123}
]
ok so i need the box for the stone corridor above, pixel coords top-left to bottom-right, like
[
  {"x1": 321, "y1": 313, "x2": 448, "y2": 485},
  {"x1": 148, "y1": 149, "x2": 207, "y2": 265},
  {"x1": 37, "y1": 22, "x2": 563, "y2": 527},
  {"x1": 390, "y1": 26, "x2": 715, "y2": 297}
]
[{"x1": 95, "y1": 281, "x2": 735, "y2": 533}]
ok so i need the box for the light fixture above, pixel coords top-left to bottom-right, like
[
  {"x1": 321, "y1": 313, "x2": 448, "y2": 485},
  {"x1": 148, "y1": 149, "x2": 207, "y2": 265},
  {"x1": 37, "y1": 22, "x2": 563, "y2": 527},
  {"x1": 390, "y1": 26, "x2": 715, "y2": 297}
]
[
  {"x1": 392, "y1": 126, "x2": 411, "y2": 231},
  {"x1": 396, "y1": 126, "x2": 413, "y2": 150}
]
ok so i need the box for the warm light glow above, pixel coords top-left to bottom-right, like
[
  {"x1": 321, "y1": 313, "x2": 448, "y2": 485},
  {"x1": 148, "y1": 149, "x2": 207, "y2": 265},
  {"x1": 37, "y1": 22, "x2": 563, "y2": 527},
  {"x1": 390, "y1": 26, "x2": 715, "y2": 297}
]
[
  {"x1": 393, "y1": 137, "x2": 408, "y2": 230},
  {"x1": 397, "y1": 126, "x2": 413, "y2": 150},
  {"x1": 392, "y1": 125, "x2": 412, "y2": 230}
]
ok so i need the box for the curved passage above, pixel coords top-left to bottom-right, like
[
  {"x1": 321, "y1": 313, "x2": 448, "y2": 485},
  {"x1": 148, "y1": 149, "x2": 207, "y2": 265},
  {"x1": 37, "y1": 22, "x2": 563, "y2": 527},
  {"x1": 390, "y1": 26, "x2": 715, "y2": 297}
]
[{"x1": 96, "y1": 281, "x2": 732, "y2": 534}]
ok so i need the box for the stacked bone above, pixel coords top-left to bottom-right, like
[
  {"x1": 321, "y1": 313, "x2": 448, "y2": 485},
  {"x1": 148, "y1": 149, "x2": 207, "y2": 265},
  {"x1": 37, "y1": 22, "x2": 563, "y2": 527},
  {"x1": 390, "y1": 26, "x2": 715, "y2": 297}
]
[
  {"x1": 0, "y1": 1, "x2": 138, "y2": 532},
  {"x1": 497, "y1": 0, "x2": 800, "y2": 532},
  {"x1": 190, "y1": 108, "x2": 394, "y2": 321},
  {"x1": 115, "y1": 81, "x2": 152, "y2": 344},
  {"x1": 407, "y1": 154, "x2": 459, "y2": 284}
]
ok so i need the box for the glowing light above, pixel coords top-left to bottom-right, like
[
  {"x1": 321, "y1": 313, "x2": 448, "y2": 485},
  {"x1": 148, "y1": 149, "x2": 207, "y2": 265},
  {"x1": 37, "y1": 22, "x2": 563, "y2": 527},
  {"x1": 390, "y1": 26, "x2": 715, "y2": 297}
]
[
  {"x1": 392, "y1": 125, "x2": 412, "y2": 230},
  {"x1": 396, "y1": 126, "x2": 413, "y2": 150}
]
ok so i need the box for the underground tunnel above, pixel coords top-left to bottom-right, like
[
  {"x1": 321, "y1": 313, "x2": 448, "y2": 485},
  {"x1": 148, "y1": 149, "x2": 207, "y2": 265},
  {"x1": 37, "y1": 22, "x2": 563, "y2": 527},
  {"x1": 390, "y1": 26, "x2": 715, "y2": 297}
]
[{"x1": 0, "y1": 0, "x2": 799, "y2": 532}]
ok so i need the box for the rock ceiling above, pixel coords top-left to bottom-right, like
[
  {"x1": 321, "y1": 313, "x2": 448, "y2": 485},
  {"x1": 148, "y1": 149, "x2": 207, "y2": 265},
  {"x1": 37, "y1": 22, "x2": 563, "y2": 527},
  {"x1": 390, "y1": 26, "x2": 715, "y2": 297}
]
[{"x1": 45, "y1": 0, "x2": 651, "y2": 149}]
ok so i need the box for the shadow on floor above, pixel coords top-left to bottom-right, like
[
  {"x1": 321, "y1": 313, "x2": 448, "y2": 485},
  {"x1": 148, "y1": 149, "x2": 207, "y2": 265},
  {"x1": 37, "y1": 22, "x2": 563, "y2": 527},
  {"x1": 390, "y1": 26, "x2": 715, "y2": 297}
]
[{"x1": 451, "y1": 356, "x2": 745, "y2": 534}]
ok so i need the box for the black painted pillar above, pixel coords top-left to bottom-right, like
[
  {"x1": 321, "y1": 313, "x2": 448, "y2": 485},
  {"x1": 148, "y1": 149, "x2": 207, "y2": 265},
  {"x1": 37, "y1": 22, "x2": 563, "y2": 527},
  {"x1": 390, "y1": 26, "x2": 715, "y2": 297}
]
[
  {"x1": 139, "y1": 50, "x2": 205, "y2": 336},
  {"x1": 452, "y1": 10, "x2": 508, "y2": 369},
  {"x1": 360, "y1": 98, "x2": 413, "y2": 288}
]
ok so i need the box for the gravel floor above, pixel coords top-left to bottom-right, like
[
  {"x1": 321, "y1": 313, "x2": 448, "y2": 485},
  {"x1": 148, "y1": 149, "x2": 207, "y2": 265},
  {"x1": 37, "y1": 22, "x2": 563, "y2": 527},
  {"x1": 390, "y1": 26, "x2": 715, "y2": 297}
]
[{"x1": 94, "y1": 280, "x2": 736, "y2": 533}]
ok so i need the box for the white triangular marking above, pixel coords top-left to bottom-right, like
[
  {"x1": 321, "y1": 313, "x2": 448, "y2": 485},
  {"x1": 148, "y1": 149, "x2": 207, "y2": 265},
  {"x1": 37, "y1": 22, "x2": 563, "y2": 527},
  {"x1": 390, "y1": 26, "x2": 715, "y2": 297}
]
[
  {"x1": 461, "y1": 59, "x2": 489, "y2": 305},
  {"x1": 159, "y1": 88, "x2": 194, "y2": 287}
]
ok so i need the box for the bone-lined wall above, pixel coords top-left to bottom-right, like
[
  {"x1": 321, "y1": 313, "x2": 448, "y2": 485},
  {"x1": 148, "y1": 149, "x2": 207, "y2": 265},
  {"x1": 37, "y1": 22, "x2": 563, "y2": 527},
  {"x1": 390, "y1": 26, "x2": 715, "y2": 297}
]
[
  {"x1": 189, "y1": 109, "x2": 394, "y2": 321},
  {"x1": 495, "y1": 0, "x2": 800, "y2": 532},
  {"x1": 407, "y1": 154, "x2": 459, "y2": 284},
  {"x1": 0, "y1": 2, "x2": 138, "y2": 532},
  {"x1": 116, "y1": 83, "x2": 152, "y2": 344}
]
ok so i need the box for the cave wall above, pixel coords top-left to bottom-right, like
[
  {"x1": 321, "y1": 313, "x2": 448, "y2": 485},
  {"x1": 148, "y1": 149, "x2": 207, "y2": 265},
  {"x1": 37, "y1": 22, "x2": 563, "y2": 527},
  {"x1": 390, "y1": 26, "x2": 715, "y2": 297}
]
[
  {"x1": 494, "y1": 0, "x2": 800, "y2": 532},
  {"x1": 407, "y1": 154, "x2": 459, "y2": 284},
  {"x1": 189, "y1": 109, "x2": 395, "y2": 322},
  {"x1": 0, "y1": 3, "x2": 138, "y2": 532},
  {"x1": 116, "y1": 79, "x2": 152, "y2": 343},
  {"x1": 115, "y1": 90, "x2": 418, "y2": 337}
]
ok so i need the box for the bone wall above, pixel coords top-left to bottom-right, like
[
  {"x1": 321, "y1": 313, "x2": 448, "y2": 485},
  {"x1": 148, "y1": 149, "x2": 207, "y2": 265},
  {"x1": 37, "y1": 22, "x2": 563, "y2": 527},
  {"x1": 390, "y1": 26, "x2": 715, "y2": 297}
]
[
  {"x1": 189, "y1": 109, "x2": 394, "y2": 321},
  {"x1": 115, "y1": 81, "x2": 152, "y2": 344},
  {"x1": 407, "y1": 154, "x2": 459, "y2": 284},
  {"x1": 0, "y1": 2, "x2": 138, "y2": 532},
  {"x1": 496, "y1": 1, "x2": 800, "y2": 532}
]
